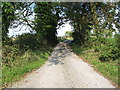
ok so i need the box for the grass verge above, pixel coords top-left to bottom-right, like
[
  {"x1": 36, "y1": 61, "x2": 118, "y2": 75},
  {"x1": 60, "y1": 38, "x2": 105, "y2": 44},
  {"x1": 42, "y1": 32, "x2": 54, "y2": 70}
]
[
  {"x1": 2, "y1": 47, "x2": 52, "y2": 88},
  {"x1": 71, "y1": 45, "x2": 119, "y2": 87}
]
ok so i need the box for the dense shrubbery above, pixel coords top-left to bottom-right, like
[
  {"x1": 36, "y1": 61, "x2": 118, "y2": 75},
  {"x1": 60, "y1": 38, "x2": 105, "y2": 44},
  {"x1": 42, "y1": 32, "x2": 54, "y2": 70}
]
[
  {"x1": 2, "y1": 48, "x2": 51, "y2": 87},
  {"x1": 115, "y1": 34, "x2": 120, "y2": 48},
  {"x1": 2, "y1": 45, "x2": 20, "y2": 66},
  {"x1": 98, "y1": 35, "x2": 120, "y2": 62},
  {"x1": 99, "y1": 43, "x2": 119, "y2": 62},
  {"x1": 71, "y1": 36, "x2": 119, "y2": 86},
  {"x1": 77, "y1": 36, "x2": 120, "y2": 62},
  {"x1": 2, "y1": 33, "x2": 54, "y2": 87},
  {"x1": 15, "y1": 33, "x2": 39, "y2": 50},
  {"x1": 2, "y1": 2, "x2": 119, "y2": 87},
  {"x1": 2, "y1": 33, "x2": 54, "y2": 67},
  {"x1": 3, "y1": 34, "x2": 36, "y2": 66},
  {"x1": 57, "y1": 36, "x2": 66, "y2": 42}
]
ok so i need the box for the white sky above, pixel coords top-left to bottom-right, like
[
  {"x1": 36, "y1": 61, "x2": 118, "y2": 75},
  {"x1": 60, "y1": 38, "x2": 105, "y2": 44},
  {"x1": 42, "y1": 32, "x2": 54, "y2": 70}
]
[
  {"x1": 57, "y1": 21, "x2": 73, "y2": 36},
  {"x1": 8, "y1": 25, "x2": 32, "y2": 37},
  {"x1": 8, "y1": 5, "x2": 118, "y2": 37},
  {"x1": 8, "y1": 3, "x2": 73, "y2": 37},
  {"x1": 8, "y1": 21, "x2": 73, "y2": 37}
]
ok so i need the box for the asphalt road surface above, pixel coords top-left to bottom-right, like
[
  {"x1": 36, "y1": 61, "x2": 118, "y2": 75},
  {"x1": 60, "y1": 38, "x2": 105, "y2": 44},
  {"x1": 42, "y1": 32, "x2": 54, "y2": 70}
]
[{"x1": 10, "y1": 42, "x2": 115, "y2": 88}]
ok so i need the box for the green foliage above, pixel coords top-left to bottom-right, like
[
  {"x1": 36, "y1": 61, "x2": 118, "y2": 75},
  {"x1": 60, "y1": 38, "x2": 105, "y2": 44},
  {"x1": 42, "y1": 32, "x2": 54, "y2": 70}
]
[
  {"x1": 15, "y1": 33, "x2": 39, "y2": 50},
  {"x1": 2, "y1": 2, "x2": 15, "y2": 45},
  {"x1": 91, "y1": 2, "x2": 117, "y2": 38},
  {"x1": 2, "y1": 2, "x2": 34, "y2": 46},
  {"x1": 2, "y1": 45, "x2": 52, "y2": 87},
  {"x1": 65, "y1": 31, "x2": 73, "y2": 37},
  {"x1": 71, "y1": 44, "x2": 118, "y2": 86},
  {"x1": 2, "y1": 2, "x2": 119, "y2": 47},
  {"x1": 99, "y1": 43, "x2": 119, "y2": 62},
  {"x1": 57, "y1": 36, "x2": 66, "y2": 42},
  {"x1": 2, "y1": 2, "x2": 119, "y2": 87},
  {"x1": 115, "y1": 34, "x2": 120, "y2": 48},
  {"x1": 63, "y1": 2, "x2": 92, "y2": 44},
  {"x1": 71, "y1": 44, "x2": 87, "y2": 55},
  {"x1": 94, "y1": 45, "x2": 101, "y2": 52},
  {"x1": 93, "y1": 37, "x2": 119, "y2": 62},
  {"x1": 81, "y1": 36, "x2": 120, "y2": 62},
  {"x1": 2, "y1": 45, "x2": 20, "y2": 67},
  {"x1": 34, "y1": 2, "x2": 62, "y2": 46},
  {"x1": 72, "y1": 35, "x2": 119, "y2": 62}
]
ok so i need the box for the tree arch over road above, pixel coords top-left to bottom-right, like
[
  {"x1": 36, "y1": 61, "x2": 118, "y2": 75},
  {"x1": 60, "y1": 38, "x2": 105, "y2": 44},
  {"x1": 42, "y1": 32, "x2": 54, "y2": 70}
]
[{"x1": 2, "y1": 2, "x2": 119, "y2": 46}]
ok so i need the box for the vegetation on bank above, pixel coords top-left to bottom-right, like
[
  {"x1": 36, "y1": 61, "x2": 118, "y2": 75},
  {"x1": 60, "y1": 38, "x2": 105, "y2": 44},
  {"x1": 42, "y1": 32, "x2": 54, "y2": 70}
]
[
  {"x1": 2, "y1": 33, "x2": 54, "y2": 88},
  {"x1": 2, "y1": 44, "x2": 52, "y2": 88},
  {"x1": 2, "y1": 2, "x2": 119, "y2": 88},
  {"x1": 71, "y1": 37, "x2": 120, "y2": 86}
]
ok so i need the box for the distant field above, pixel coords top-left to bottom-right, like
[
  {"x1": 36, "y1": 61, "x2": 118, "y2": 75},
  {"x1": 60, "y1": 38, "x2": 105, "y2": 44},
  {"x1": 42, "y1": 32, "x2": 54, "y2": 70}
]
[
  {"x1": 57, "y1": 36, "x2": 73, "y2": 42},
  {"x1": 66, "y1": 37, "x2": 73, "y2": 40}
]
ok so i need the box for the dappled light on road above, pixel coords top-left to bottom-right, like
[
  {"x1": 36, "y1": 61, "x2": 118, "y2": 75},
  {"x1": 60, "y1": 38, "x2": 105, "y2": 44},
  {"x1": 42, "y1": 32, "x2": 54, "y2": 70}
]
[
  {"x1": 10, "y1": 42, "x2": 115, "y2": 88},
  {"x1": 48, "y1": 42, "x2": 72, "y2": 66}
]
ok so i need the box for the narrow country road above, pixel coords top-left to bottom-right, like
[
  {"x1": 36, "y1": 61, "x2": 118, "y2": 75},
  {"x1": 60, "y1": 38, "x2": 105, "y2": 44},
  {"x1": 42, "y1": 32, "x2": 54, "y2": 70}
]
[{"x1": 10, "y1": 42, "x2": 115, "y2": 88}]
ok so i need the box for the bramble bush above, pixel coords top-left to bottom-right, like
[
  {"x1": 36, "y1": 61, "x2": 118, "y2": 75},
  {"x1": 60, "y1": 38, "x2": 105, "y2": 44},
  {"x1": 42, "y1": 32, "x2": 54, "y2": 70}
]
[
  {"x1": 2, "y1": 33, "x2": 38, "y2": 67},
  {"x1": 15, "y1": 33, "x2": 39, "y2": 50},
  {"x1": 99, "y1": 43, "x2": 119, "y2": 62},
  {"x1": 83, "y1": 36, "x2": 120, "y2": 62},
  {"x1": 98, "y1": 34, "x2": 120, "y2": 62},
  {"x1": 2, "y1": 45, "x2": 20, "y2": 67}
]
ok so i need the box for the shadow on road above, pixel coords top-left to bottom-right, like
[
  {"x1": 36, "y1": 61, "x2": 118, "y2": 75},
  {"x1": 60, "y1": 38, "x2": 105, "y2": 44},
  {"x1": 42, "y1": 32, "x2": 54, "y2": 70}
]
[{"x1": 47, "y1": 42, "x2": 72, "y2": 66}]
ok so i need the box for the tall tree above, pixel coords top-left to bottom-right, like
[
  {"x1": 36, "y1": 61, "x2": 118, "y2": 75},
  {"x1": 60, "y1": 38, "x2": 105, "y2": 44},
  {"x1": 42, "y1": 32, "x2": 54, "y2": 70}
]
[
  {"x1": 63, "y1": 2, "x2": 92, "y2": 44},
  {"x1": 2, "y1": 2, "x2": 15, "y2": 45},
  {"x1": 2, "y1": 2, "x2": 34, "y2": 45},
  {"x1": 62, "y1": 2, "x2": 119, "y2": 45},
  {"x1": 34, "y1": 2, "x2": 62, "y2": 46},
  {"x1": 89, "y1": 2, "x2": 119, "y2": 46}
]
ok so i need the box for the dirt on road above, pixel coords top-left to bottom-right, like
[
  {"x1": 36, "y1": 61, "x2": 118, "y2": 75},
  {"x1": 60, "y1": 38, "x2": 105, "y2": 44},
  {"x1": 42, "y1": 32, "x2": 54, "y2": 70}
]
[{"x1": 10, "y1": 42, "x2": 115, "y2": 88}]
